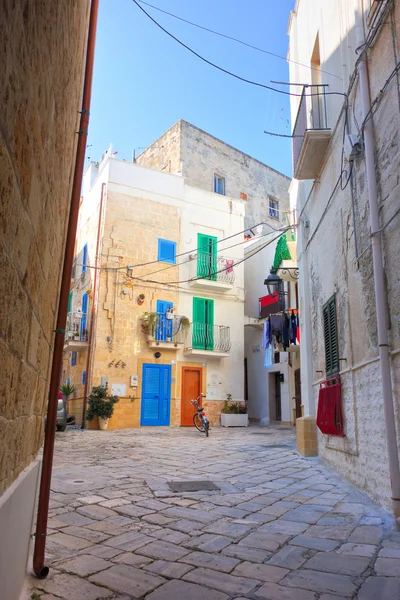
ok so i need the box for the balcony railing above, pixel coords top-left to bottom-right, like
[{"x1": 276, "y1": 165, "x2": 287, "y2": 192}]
[
  {"x1": 184, "y1": 322, "x2": 231, "y2": 355},
  {"x1": 65, "y1": 311, "x2": 89, "y2": 342},
  {"x1": 147, "y1": 314, "x2": 185, "y2": 345},
  {"x1": 292, "y1": 84, "x2": 331, "y2": 180},
  {"x1": 189, "y1": 254, "x2": 235, "y2": 291}
]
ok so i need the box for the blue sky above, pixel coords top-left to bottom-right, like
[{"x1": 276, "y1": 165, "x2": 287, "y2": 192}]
[{"x1": 88, "y1": 0, "x2": 295, "y2": 177}]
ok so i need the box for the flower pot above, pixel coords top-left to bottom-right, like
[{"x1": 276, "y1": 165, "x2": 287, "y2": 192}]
[
  {"x1": 221, "y1": 413, "x2": 248, "y2": 427},
  {"x1": 98, "y1": 417, "x2": 109, "y2": 430}
]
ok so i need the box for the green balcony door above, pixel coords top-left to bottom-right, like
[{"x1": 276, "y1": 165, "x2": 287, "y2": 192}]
[
  {"x1": 197, "y1": 233, "x2": 217, "y2": 280},
  {"x1": 193, "y1": 297, "x2": 214, "y2": 350}
]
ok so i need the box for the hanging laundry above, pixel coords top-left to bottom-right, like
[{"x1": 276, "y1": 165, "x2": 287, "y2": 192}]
[
  {"x1": 270, "y1": 314, "x2": 283, "y2": 333},
  {"x1": 261, "y1": 320, "x2": 270, "y2": 348},
  {"x1": 282, "y1": 313, "x2": 290, "y2": 350},
  {"x1": 264, "y1": 343, "x2": 272, "y2": 368},
  {"x1": 296, "y1": 314, "x2": 300, "y2": 344},
  {"x1": 225, "y1": 259, "x2": 234, "y2": 273},
  {"x1": 290, "y1": 312, "x2": 297, "y2": 344}
]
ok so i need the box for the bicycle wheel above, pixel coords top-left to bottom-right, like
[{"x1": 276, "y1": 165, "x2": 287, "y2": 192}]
[
  {"x1": 193, "y1": 413, "x2": 205, "y2": 432},
  {"x1": 205, "y1": 421, "x2": 209, "y2": 437}
]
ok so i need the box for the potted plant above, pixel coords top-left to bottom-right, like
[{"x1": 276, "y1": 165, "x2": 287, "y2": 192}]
[
  {"x1": 221, "y1": 395, "x2": 248, "y2": 427},
  {"x1": 60, "y1": 382, "x2": 76, "y2": 425},
  {"x1": 86, "y1": 385, "x2": 119, "y2": 430},
  {"x1": 166, "y1": 306, "x2": 174, "y2": 320},
  {"x1": 137, "y1": 293, "x2": 145, "y2": 306},
  {"x1": 180, "y1": 316, "x2": 190, "y2": 336},
  {"x1": 140, "y1": 312, "x2": 158, "y2": 339}
]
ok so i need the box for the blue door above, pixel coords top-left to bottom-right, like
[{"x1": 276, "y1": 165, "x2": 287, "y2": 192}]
[
  {"x1": 80, "y1": 293, "x2": 88, "y2": 340},
  {"x1": 156, "y1": 300, "x2": 173, "y2": 341},
  {"x1": 141, "y1": 364, "x2": 171, "y2": 426}
]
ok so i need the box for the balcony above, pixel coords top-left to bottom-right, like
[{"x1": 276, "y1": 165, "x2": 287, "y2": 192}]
[
  {"x1": 184, "y1": 323, "x2": 231, "y2": 357},
  {"x1": 189, "y1": 254, "x2": 235, "y2": 292},
  {"x1": 292, "y1": 84, "x2": 331, "y2": 180},
  {"x1": 64, "y1": 311, "x2": 89, "y2": 351},
  {"x1": 145, "y1": 314, "x2": 185, "y2": 350}
]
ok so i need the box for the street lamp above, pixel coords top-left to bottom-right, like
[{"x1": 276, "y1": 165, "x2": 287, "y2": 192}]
[{"x1": 264, "y1": 268, "x2": 283, "y2": 295}]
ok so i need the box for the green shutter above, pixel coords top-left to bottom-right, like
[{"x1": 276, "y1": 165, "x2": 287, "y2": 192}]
[
  {"x1": 67, "y1": 291, "x2": 73, "y2": 314},
  {"x1": 197, "y1": 233, "x2": 217, "y2": 280},
  {"x1": 323, "y1": 295, "x2": 339, "y2": 377},
  {"x1": 193, "y1": 297, "x2": 214, "y2": 350}
]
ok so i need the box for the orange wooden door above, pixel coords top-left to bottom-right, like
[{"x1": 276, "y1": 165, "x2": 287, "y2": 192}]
[{"x1": 181, "y1": 367, "x2": 201, "y2": 426}]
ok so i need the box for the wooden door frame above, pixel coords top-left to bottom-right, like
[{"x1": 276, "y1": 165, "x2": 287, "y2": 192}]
[{"x1": 181, "y1": 366, "x2": 202, "y2": 426}]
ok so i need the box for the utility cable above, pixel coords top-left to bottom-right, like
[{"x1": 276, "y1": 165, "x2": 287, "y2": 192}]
[
  {"x1": 136, "y1": 0, "x2": 341, "y2": 80},
  {"x1": 132, "y1": 0, "x2": 347, "y2": 100}
]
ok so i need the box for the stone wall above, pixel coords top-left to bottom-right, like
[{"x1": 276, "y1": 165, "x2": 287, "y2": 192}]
[{"x1": 0, "y1": 0, "x2": 90, "y2": 494}]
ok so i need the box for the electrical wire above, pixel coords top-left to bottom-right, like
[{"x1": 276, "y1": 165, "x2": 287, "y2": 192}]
[
  {"x1": 131, "y1": 0, "x2": 347, "y2": 101},
  {"x1": 136, "y1": 0, "x2": 342, "y2": 80}
]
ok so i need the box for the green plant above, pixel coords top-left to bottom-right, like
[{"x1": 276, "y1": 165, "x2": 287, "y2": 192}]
[
  {"x1": 221, "y1": 401, "x2": 247, "y2": 414},
  {"x1": 180, "y1": 316, "x2": 190, "y2": 335},
  {"x1": 60, "y1": 382, "x2": 76, "y2": 399},
  {"x1": 226, "y1": 393, "x2": 232, "y2": 401},
  {"x1": 86, "y1": 385, "x2": 119, "y2": 421},
  {"x1": 141, "y1": 312, "x2": 158, "y2": 335},
  {"x1": 138, "y1": 293, "x2": 145, "y2": 300}
]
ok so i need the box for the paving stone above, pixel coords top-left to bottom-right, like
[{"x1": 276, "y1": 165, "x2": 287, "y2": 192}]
[
  {"x1": 103, "y1": 531, "x2": 154, "y2": 551},
  {"x1": 235, "y1": 501, "x2": 266, "y2": 512},
  {"x1": 319, "y1": 595, "x2": 344, "y2": 600},
  {"x1": 89, "y1": 564, "x2": 165, "y2": 598},
  {"x1": 282, "y1": 569, "x2": 357, "y2": 597},
  {"x1": 297, "y1": 504, "x2": 332, "y2": 513},
  {"x1": 78, "y1": 505, "x2": 119, "y2": 520},
  {"x1": 145, "y1": 579, "x2": 229, "y2": 600},
  {"x1": 238, "y1": 531, "x2": 289, "y2": 552},
  {"x1": 86, "y1": 521, "x2": 128, "y2": 536},
  {"x1": 260, "y1": 519, "x2": 309, "y2": 536},
  {"x1": 169, "y1": 519, "x2": 202, "y2": 534},
  {"x1": 57, "y1": 554, "x2": 113, "y2": 577},
  {"x1": 47, "y1": 532, "x2": 93, "y2": 551},
  {"x1": 360, "y1": 516, "x2": 383, "y2": 525},
  {"x1": 139, "y1": 539, "x2": 190, "y2": 561},
  {"x1": 142, "y1": 513, "x2": 176, "y2": 526},
  {"x1": 378, "y1": 547, "x2": 400, "y2": 558},
  {"x1": 184, "y1": 534, "x2": 233, "y2": 552},
  {"x1": 290, "y1": 535, "x2": 339, "y2": 551},
  {"x1": 98, "y1": 498, "x2": 132, "y2": 508},
  {"x1": 36, "y1": 573, "x2": 113, "y2": 599},
  {"x1": 77, "y1": 495, "x2": 106, "y2": 505},
  {"x1": 137, "y1": 498, "x2": 174, "y2": 511},
  {"x1": 184, "y1": 567, "x2": 261, "y2": 595},
  {"x1": 305, "y1": 525, "x2": 354, "y2": 541},
  {"x1": 260, "y1": 501, "x2": 299, "y2": 517},
  {"x1": 304, "y1": 551, "x2": 370, "y2": 576},
  {"x1": 148, "y1": 527, "x2": 190, "y2": 544},
  {"x1": 58, "y1": 525, "x2": 110, "y2": 544},
  {"x1": 232, "y1": 561, "x2": 289, "y2": 583},
  {"x1": 239, "y1": 513, "x2": 276, "y2": 525},
  {"x1": 114, "y1": 504, "x2": 157, "y2": 518},
  {"x1": 161, "y1": 506, "x2": 218, "y2": 523},
  {"x1": 336, "y1": 542, "x2": 378, "y2": 557},
  {"x1": 358, "y1": 576, "x2": 400, "y2": 599},
  {"x1": 111, "y1": 552, "x2": 153, "y2": 567},
  {"x1": 222, "y1": 543, "x2": 272, "y2": 563},
  {"x1": 374, "y1": 557, "x2": 400, "y2": 576},
  {"x1": 180, "y1": 551, "x2": 240, "y2": 573},
  {"x1": 145, "y1": 559, "x2": 194, "y2": 578},
  {"x1": 283, "y1": 509, "x2": 325, "y2": 524},
  {"x1": 211, "y1": 506, "x2": 249, "y2": 519},
  {"x1": 203, "y1": 519, "x2": 252, "y2": 539},
  {"x1": 348, "y1": 525, "x2": 383, "y2": 544},
  {"x1": 254, "y1": 581, "x2": 316, "y2": 600},
  {"x1": 47, "y1": 517, "x2": 70, "y2": 529},
  {"x1": 105, "y1": 515, "x2": 138, "y2": 526},
  {"x1": 267, "y1": 545, "x2": 308, "y2": 569},
  {"x1": 57, "y1": 512, "x2": 96, "y2": 527}
]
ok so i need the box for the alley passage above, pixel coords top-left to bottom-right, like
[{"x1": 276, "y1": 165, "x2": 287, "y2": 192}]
[{"x1": 28, "y1": 426, "x2": 400, "y2": 600}]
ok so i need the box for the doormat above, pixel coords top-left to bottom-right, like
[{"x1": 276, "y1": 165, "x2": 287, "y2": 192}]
[{"x1": 167, "y1": 480, "x2": 220, "y2": 493}]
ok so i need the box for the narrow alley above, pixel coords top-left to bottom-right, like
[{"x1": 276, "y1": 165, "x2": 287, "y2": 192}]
[{"x1": 27, "y1": 426, "x2": 400, "y2": 600}]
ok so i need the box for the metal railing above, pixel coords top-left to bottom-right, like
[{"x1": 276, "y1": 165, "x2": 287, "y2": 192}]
[
  {"x1": 185, "y1": 322, "x2": 231, "y2": 353},
  {"x1": 191, "y1": 254, "x2": 236, "y2": 284},
  {"x1": 148, "y1": 314, "x2": 185, "y2": 344},
  {"x1": 292, "y1": 84, "x2": 329, "y2": 173},
  {"x1": 65, "y1": 312, "x2": 88, "y2": 341}
]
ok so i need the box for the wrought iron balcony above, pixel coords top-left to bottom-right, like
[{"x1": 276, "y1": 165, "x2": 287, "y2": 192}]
[
  {"x1": 145, "y1": 314, "x2": 185, "y2": 349},
  {"x1": 189, "y1": 254, "x2": 235, "y2": 292},
  {"x1": 64, "y1": 311, "x2": 89, "y2": 351},
  {"x1": 292, "y1": 84, "x2": 331, "y2": 180},
  {"x1": 184, "y1": 322, "x2": 231, "y2": 357}
]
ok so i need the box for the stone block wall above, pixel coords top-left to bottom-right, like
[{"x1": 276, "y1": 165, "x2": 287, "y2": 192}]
[{"x1": 0, "y1": 0, "x2": 90, "y2": 494}]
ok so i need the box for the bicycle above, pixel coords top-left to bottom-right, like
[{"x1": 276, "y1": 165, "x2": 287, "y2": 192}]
[{"x1": 190, "y1": 394, "x2": 209, "y2": 437}]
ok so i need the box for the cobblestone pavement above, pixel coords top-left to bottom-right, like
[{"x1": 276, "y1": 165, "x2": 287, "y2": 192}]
[{"x1": 26, "y1": 425, "x2": 400, "y2": 600}]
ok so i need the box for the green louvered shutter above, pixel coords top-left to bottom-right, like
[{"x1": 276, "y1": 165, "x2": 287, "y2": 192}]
[
  {"x1": 197, "y1": 233, "x2": 217, "y2": 280},
  {"x1": 323, "y1": 295, "x2": 339, "y2": 377}
]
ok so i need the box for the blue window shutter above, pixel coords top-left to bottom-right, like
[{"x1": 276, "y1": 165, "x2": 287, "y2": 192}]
[
  {"x1": 156, "y1": 300, "x2": 173, "y2": 341},
  {"x1": 82, "y1": 370, "x2": 86, "y2": 384},
  {"x1": 82, "y1": 244, "x2": 88, "y2": 273},
  {"x1": 71, "y1": 352, "x2": 77, "y2": 366},
  {"x1": 158, "y1": 239, "x2": 176, "y2": 264},
  {"x1": 80, "y1": 293, "x2": 88, "y2": 339}
]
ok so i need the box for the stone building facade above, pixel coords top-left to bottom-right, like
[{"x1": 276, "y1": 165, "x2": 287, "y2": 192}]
[
  {"x1": 136, "y1": 120, "x2": 291, "y2": 229},
  {"x1": 288, "y1": 0, "x2": 400, "y2": 510},
  {"x1": 0, "y1": 1, "x2": 90, "y2": 597}
]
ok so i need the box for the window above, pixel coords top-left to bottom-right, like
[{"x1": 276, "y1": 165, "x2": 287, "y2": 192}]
[
  {"x1": 269, "y1": 198, "x2": 279, "y2": 220},
  {"x1": 193, "y1": 297, "x2": 214, "y2": 350},
  {"x1": 323, "y1": 295, "x2": 340, "y2": 377},
  {"x1": 71, "y1": 351, "x2": 77, "y2": 366},
  {"x1": 158, "y1": 238, "x2": 176, "y2": 264},
  {"x1": 82, "y1": 370, "x2": 86, "y2": 385},
  {"x1": 82, "y1": 243, "x2": 88, "y2": 273},
  {"x1": 197, "y1": 233, "x2": 217, "y2": 280},
  {"x1": 214, "y1": 174, "x2": 225, "y2": 195}
]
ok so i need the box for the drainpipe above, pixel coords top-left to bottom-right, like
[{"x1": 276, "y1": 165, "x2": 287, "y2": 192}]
[
  {"x1": 81, "y1": 182, "x2": 106, "y2": 427},
  {"x1": 354, "y1": 0, "x2": 400, "y2": 522},
  {"x1": 33, "y1": 0, "x2": 99, "y2": 578}
]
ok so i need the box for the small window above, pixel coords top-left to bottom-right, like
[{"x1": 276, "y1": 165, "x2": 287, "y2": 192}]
[
  {"x1": 214, "y1": 174, "x2": 225, "y2": 195},
  {"x1": 66, "y1": 378, "x2": 71, "y2": 385},
  {"x1": 82, "y1": 370, "x2": 86, "y2": 385},
  {"x1": 269, "y1": 198, "x2": 279, "y2": 220},
  {"x1": 323, "y1": 295, "x2": 340, "y2": 377},
  {"x1": 158, "y1": 239, "x2": 176, "y2": 264},
  {"x1": 71, "y1": 351, "x2": 77, "y2": 366},
  {"x1": 82, "y1": 243, "x2": 88, "y2": 273}
]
